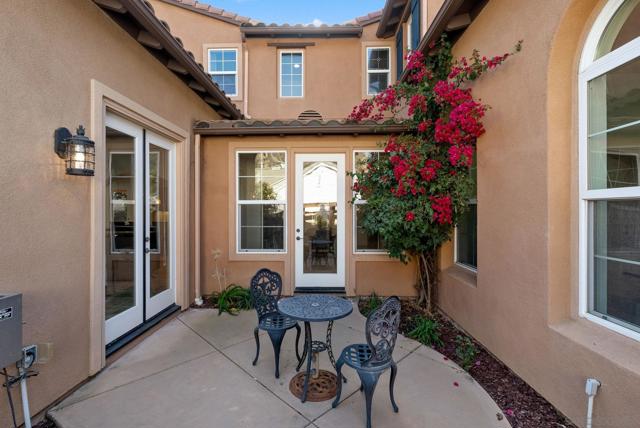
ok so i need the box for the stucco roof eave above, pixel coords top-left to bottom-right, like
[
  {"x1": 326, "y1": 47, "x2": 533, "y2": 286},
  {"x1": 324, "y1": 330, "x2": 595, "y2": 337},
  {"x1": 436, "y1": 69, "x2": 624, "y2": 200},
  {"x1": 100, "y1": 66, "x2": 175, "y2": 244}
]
[
  {"x1": 93, "y1": 0, "x2": 243, "y2": 119},
  {"x1": 193, "y1": 119, "x2": 409, "y2": 136}
]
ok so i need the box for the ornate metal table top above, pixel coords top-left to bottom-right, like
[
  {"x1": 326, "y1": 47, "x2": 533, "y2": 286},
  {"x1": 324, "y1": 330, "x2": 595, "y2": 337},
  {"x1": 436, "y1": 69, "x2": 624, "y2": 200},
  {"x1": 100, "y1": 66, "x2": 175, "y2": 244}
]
[{"x1": 278, "y1": 295, "x2": 353, "y2": 322}]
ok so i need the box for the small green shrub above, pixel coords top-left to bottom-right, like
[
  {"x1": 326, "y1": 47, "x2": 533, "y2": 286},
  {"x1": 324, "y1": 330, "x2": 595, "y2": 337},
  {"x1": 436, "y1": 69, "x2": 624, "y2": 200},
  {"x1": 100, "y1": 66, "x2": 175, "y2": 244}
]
[
  {"x1": 455, "y1": 335, "x2": 477, "y2": 370},
  {"x1": 210, "y1": 285, "x2": 252, "y2": 316},
  {"x1": 360, "y1": 292, "x2": 383, "y2": 317},
  {"x1": 408, "y1": 316, "x2": 443, "y2": 348}
]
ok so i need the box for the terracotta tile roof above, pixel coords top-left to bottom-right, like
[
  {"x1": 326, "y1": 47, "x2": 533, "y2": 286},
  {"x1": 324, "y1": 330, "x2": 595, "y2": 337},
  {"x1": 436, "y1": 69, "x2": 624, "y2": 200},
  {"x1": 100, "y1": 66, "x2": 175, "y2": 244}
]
[
  {"x1": 193, "y1": 118, "x2": 408, "y2": 135},
  {"x1": 347, "y1": 10, "x2": 383, "y2": 26},
  {"x1": 93, "y1": 0, "x2": 242, "y2": 119},
  {"x1": 154, "y1": 0, "x2": 381, "y2": 30},
  {"x1": 154, "y1": 0, "x2": 261, "y2": 25},
  {"x1": 240, "y1": 22, "x2": 364, "y2": 38}
]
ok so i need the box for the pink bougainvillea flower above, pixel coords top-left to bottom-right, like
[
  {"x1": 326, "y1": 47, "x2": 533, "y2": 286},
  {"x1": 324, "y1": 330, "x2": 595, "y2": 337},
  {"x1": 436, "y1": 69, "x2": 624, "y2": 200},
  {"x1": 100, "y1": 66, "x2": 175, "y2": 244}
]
[{"x1": 505, "y1": 409, "x2": 515, "y2": 417}]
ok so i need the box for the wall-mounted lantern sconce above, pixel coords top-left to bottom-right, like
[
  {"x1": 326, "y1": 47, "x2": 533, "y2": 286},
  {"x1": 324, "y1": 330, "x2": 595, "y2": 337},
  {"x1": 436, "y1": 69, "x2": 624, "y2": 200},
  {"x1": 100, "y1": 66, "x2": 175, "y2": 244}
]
[{"x1": 54, "y1": 125, "x2": 95, "y2": 176}]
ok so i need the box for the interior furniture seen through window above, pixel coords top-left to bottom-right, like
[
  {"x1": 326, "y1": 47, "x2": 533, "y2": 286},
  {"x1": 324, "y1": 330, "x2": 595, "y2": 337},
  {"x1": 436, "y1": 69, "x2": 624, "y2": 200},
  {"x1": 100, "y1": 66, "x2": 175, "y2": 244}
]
[
  {"x1": 455, "y1": 156, "x2": 477, "y2": 270},
  {"x1": 280, "y1": 51, "x2": 303, "y2": 97},
  {"x1": 580, "y1": 0, "x2": 640, "y2": 337},
  {"x1": 367, "y1": 48, "x2": 391, "y2": 95},
  {"x1": 237, "y1": 152, "x2": 287, "y2": 252},
  {"x1": 208, "y1": 48, "x2": 238, "y2": 96},
  {"x1": 353, "y1": 151, "x2": 386, "y2": 252}
]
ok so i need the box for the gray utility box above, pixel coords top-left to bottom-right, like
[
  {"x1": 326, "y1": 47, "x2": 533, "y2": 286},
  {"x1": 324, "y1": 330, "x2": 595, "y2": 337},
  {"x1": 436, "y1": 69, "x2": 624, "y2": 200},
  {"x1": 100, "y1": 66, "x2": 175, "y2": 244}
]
[{"x1": 0, "y1": 293, "x2": 22, "y2": 369}]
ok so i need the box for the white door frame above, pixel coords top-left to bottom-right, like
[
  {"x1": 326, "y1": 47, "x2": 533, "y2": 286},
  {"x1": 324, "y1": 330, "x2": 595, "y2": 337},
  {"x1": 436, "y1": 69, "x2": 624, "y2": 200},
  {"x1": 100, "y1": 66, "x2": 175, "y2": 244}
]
[
  {"x1": 104, "y1": 114, "x2": 177, "y2": 344},
  {"x1": 294, "y1": 153, "x2": 346, "y2": 288}
]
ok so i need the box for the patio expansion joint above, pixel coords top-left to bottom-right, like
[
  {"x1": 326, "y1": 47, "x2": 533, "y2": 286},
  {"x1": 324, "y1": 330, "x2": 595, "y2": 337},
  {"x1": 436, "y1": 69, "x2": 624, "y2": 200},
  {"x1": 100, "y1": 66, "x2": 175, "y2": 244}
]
[
  {"x1": 50, "y1": 349, "x2": 219, "y2": 412},
  {"x1": 177, "y1": 316, "x2": 314, "y2": 425},
  {"x1": 308, "y1": 342, "x2": 422, "y2": 424}
]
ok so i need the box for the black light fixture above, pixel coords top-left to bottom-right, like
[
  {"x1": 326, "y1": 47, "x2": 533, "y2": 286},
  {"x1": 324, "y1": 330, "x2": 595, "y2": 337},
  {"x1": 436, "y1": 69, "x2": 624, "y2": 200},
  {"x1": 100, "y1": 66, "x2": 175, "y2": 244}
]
[{"x1": 54, "y1": 125, "x2": 95, "y2": 176}]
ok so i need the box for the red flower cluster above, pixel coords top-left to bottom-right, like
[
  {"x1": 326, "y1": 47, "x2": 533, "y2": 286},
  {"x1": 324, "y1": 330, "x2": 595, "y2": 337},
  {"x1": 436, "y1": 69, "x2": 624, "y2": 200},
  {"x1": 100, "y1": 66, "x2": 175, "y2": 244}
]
[
  {"x1": 386, "y1": 138, "x2": 443, "y2": 198},
  {"x1": 430, "y1": 195, "x2": 452, "y2": 225},
  {"x1": 417, "y1": 120, "x2": 430, "y2": 133},
  {"x1": 405, "y1": 211, "x2": 415, "y2": 222},
  {"x1": 432, "y1": 79, "x2": 485, "y2": 167},
  {"x1": 447, "y1": 144, "x2": 474, "y2": 167},
  {"x1": 348, "y1": 99, "x2": 374, "y2": 122},
  {"x1": 408, "y1": 94, "x2": 427, "y2": 116},
  {"x1": 419, "y1": 159, "x2": 441, "y2": 181},
  {"x1": 405, "y1": 51, "x2": 432, "y2": 84}
]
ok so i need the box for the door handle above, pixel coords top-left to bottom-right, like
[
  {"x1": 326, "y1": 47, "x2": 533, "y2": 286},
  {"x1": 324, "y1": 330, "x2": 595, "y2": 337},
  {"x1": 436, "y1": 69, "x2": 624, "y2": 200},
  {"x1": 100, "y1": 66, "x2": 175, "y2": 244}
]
[{"x1": 145, "y1": 248, "x2": 151, "y2": 254}]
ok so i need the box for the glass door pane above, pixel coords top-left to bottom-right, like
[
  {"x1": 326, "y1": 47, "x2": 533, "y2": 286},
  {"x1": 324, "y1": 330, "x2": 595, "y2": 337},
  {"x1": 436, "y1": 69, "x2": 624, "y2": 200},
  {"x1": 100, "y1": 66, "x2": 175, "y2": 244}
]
[
  {"x1": 104, "y1": 114, "x2": 144, "y2": 346},
  {"x1": 106, "y1": 129, "x2": 137, "y2": 319},
  {"x1": 302, "y1": 161, "x2": 338, "y2": 274},
  {"x1": 145, "y1": 132, "x2": 176, "y2": 318},
  {"x1": 148, "y1": 145, "x2": 170, "y2": 298}
]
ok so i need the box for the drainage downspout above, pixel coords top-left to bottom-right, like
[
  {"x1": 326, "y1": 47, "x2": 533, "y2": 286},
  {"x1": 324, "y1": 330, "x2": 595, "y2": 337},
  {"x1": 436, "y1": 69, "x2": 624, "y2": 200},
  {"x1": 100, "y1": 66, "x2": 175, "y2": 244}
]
[
  {"x1": 194, "y1": 133, "x2": 203, "y2": 306},
  {"x1": 243, "y1": 48, "x2": 250, "y2": 118},
  {"x1": 585, "y1": 378, "x2": 600, "y2": 428}
]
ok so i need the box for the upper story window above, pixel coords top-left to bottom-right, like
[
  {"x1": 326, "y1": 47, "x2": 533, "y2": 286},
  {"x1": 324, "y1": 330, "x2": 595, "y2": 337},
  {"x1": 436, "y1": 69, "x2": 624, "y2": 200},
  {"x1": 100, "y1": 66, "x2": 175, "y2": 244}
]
[
  {"x1": 208, "y1": 48, "x2": 238, "y2": 96},
  {"x1": 353, "y1": 151, "x2": 387, "y2": 252},
  {"x1": 237, "y1": 151, "x2": 287, "y2": 253},
  {"x1": 366, "y1": 48, "x2": 391, "y2": 95},
  {"x1": 279, "y1": 51, "x2": 304, "y2": 98},
  {"x1": 579, "y1": 0, "x2": 640, "y2": 339},
  {"x1": 455, "y1": 156, "x2": 477, "y2": 271}
]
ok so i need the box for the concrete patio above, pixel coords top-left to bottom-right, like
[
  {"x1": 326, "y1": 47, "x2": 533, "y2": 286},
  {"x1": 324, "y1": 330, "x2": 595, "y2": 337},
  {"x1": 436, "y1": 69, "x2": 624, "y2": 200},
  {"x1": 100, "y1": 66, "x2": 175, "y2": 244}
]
[{"x1": 49, "y1": 306, "x2": 510, "y2": 428}]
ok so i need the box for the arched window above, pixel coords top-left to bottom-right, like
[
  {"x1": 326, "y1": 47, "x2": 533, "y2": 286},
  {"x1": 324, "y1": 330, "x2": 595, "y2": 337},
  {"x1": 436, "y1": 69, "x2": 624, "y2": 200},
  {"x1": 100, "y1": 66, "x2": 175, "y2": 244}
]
[{"x1": 579, "y1": 0, "x2": 640, "y2": 340}]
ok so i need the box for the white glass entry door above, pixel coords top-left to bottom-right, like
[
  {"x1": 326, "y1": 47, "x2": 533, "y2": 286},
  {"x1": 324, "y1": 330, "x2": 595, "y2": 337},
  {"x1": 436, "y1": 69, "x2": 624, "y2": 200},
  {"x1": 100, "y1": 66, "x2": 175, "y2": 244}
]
[
  {"x1": 105, "y1": 113, "x2": 176, "y2": 344},
  {"x1": 294, "y1": 154, "x2": 345, "y2": 288}
]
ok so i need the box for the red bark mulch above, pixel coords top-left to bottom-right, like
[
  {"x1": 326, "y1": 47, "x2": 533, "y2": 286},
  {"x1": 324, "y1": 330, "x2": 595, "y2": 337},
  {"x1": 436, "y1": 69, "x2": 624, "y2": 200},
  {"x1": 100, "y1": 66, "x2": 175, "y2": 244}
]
[{"x1": 361, "y1": 297, "x2": 578, "y2": 428}]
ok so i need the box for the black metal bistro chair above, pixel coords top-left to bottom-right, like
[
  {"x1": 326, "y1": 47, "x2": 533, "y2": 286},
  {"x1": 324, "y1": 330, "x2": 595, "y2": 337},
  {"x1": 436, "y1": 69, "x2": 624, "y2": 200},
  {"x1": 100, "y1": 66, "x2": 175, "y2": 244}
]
[
  {"x1": 250, "y1": 268, "x2": 301, "y2": 378},
  {"x1": 332, "y1": 296, "x2": 401, "y2": 428}
]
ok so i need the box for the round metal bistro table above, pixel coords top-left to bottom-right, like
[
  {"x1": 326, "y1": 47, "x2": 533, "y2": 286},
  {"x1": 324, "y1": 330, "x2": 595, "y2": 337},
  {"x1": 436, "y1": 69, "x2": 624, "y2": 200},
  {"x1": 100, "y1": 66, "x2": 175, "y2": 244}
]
[{"x1": 278, "y1": 295, "x2": 353, "y2": 403}]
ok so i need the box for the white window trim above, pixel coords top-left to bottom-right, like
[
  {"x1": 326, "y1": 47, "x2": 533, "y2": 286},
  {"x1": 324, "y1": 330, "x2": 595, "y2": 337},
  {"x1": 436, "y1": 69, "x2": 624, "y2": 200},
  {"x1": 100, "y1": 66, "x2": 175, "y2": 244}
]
[
  {"x1": 208, "y1": 48, "x2": 238, "y2": 97},
  {"x1": 366, "y1": 47, "x2": 391, "y2": 96},
  {"x1": 407, "y1": 14, "x2": 413, "y2": 51},
  {"x1": 279, "y1": 50, "x2": 304, "y2": 98},
  {"x1": 235, "y1": 150, "x2": 288, "y2": 254},
  {"x1": 453, "y1": 197, "x2": 478, "y2": 273},
  {"x1": 352, "y1": 150, "x2": 387, "y2": 254},
  {"x1": 578, "y1": 0, "x2": 640, "y2": 342}
]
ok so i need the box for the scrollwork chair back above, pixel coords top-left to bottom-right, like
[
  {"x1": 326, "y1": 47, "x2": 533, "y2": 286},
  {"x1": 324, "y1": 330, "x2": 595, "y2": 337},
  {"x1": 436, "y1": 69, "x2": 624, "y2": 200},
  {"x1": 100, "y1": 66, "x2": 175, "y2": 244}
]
[
  {"x1": 250, "y1": 268, "x2": 282, "y2": 321},
  {"x1": 365, "y1": 296, "x2": 401, "y2": 367}
]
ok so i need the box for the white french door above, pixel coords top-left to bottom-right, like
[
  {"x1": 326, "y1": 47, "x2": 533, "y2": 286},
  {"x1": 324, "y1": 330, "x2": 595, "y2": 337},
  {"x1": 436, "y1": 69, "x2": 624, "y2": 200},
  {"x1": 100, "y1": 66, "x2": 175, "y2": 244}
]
[
  {"x1": 294, "y1": 154, "x2": 345, "y2": 288},
  {"x1": 104, "y1": 113, "x2": 176, "y2": 345}
]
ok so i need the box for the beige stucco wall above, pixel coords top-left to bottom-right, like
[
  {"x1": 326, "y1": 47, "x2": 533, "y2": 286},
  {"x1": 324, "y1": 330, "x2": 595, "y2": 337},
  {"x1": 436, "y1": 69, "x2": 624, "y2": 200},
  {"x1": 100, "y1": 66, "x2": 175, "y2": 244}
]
[
  {"x1": 200, "y1": 135, "x2": 416, "y2": 298},
  {"x1": 0, "y1": 0, "x2": 219, "y2": 425},
  {"x1": 437, "y1": 0, "x2": 640, "y2": 426},
  {"x1": 149, "y1": 1, "x2": 395, "y2": 120},
  {"x1": 243, "y1": 24, "x2": 395, "y2": 120}
]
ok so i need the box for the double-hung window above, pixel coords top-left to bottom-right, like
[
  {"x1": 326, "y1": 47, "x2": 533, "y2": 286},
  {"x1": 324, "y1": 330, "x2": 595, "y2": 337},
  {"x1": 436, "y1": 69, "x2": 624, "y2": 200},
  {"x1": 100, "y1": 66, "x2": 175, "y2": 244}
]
[
  {"x1": 237, "y1": 152, "x2": 287, "y2": 252},
  {"x1": 353, "y1": 151, "x2": 387, "y2": 252},
  {"x1": 455, "y1": 156, "x2": 477, "y2": 270},
  {"x1": 208, "y1": 48, "x2": 238, "y2": 96},
  {"x1": 366, "y1": 47, "x2": 391, "y2": 95},
  {"x1": 279, "y1": 51, "x2": 304, "y2": 98},
  {"x1": 579, "y1": 0, "x2": 640, "y2": 338}
]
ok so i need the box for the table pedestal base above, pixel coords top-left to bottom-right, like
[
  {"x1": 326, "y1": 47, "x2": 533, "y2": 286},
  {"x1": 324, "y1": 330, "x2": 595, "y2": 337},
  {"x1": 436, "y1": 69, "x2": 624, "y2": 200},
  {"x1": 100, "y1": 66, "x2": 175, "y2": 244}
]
[{"x1": 289, "y1": 370, "x2": 338, "y2": 402}]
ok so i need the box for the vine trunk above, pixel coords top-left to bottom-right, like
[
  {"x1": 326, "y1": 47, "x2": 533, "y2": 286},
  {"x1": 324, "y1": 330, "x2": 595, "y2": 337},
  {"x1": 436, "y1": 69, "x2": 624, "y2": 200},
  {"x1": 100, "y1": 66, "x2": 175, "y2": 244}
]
[{"x1": 416, "y1": 250, "x2": 439, "y2": 314}]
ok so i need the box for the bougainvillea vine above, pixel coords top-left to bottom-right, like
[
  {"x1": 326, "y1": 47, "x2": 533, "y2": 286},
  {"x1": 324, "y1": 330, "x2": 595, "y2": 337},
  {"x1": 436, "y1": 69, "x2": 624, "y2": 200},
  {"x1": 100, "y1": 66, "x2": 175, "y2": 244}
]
[{"x1": 349, "y1": 37, "x2": 521, "y2": 311}]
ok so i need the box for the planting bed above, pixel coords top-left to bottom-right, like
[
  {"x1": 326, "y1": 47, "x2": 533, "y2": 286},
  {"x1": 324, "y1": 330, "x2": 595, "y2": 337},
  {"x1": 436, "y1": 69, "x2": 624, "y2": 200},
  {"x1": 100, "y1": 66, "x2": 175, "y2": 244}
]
[{"x1": 360, "y1": 297, "x2": 578, "y2": 428}]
